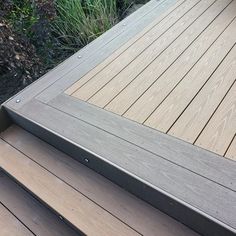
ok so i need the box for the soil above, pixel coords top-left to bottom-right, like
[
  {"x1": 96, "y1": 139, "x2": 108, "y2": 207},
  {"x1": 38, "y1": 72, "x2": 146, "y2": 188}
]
[{"x1": 0, "y1": 20, "x2": 45, "y2": 104}]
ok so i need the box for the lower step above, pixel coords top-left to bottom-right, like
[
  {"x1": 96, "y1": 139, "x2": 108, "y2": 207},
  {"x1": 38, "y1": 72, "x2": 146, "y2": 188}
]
[
  {"x1": 0, "y1": 170, "x2": 80, "y2": 236},
  {"x1": 0, "y1": 125, "x2": 198, "y2": 236}
]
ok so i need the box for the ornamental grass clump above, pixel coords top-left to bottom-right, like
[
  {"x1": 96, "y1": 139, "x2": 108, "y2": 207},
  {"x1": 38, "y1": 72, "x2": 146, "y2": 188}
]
[{"x1": 53, "y1": 0, "x2": 119, "y2": 52}]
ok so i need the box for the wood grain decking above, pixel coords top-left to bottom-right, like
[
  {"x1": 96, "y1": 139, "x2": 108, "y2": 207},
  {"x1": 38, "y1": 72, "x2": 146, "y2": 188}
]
[{"x1": 67, "y1": 0, "x2": 236, "y2": 160}]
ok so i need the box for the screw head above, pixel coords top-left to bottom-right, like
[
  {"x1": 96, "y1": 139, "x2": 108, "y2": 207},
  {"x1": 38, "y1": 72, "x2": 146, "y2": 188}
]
[
  {"x1": 16, "y1": 99, "x2": 21, "y2": 103},
  {"x1": 77, "y1": 55, "x2": 82, "y2": 59},
  {"x1": 84, "y1": 158, "x2": 89, "y2": 163}
]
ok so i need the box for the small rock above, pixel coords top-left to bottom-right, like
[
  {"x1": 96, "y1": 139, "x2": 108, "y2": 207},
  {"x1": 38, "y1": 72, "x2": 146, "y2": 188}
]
[{"x1": 15, "y1": 54, "x2": 20, "y2": 60}]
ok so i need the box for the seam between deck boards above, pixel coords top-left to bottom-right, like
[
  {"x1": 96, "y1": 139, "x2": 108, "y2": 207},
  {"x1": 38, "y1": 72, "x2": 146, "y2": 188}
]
[
  {"x1": 165, "y1": 43, "x2": 236, "y2": 135},
  {"x1": 224, "y1": 134, "x2": 236, "y2": 157},
  {"x1": 192, "y1": 77, "x2": 236, "y2": 145},
  {"x1": 0, "y1": 201, "x2": 36, "y2": 236}
]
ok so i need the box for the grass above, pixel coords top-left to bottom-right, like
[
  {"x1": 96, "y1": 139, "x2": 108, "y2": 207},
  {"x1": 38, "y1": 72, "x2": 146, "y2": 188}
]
[{"x1": 53, "y1": 0, "x2": 122, "y2": 53}]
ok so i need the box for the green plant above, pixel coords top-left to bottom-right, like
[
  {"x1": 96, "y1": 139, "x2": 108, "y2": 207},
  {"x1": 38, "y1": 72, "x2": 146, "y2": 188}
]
[
  {"x1": 52, "y1": 0, "x2": 119, "y2": 53},
  {"x1": 6, "y1": 0, "x2": 39, "y2": 38}
]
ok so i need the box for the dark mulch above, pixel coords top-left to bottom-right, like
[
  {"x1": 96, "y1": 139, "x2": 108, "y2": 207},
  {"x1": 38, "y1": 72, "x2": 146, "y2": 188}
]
[{"x1": 0, "y1": 20, "x2": 44, "y2": 104}]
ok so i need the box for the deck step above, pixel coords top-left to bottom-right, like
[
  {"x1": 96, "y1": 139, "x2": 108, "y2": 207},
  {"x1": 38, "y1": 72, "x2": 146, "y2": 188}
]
[
  {"x1": 0, "y1": 171, "x2": 80, "y2": 236},
  {"x1": 4, "y1": 98, "x2": 236, "y2": 236},
  {"x1": 0, "y1": 125, "x2": 198, "y2": 236}
]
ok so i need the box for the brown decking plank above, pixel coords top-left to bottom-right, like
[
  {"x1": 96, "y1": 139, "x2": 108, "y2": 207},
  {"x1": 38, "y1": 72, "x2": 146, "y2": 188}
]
[
  {"x1": 144, "y1": 17, "x2": 236, "y2": 132},
  {"x1": 169, "y1": 44, "x2": 236, "y2": 143},
  {"x1": 1, "y1": 125, "x2": 199, "y2": 236},
  {"x1": 65, "y1": 0, "x2": 186, "y2": 95},
  {"x1": 0, "y1": 171, "x2": 79, "y2": 236},
  {"x1": 123, "y1": 1, "x2": 236, "y2": 123},
  {"x1": 195, "y1": 80, "x2": 236, "y2": 156},
  {"x1": 225, "y1": 136, "x2": 236, "y2": 161},
  {"x1": 72, "y1": 0, "x2": 208, "y2": 101},
  {"x1": 0, "y1": 203, "x2": 34, "y2": 236},
  {"x1": 104, "y1": 0, "x2": 233, "y2": 115},
  {"x1": 0, "y1": 139, "x2": 139, "y2": 236}
]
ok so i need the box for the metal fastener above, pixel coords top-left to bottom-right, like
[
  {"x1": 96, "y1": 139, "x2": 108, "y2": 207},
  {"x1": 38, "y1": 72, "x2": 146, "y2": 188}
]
[
  {"x1": 78, "y1": 55, "x2": 82, "y2": 59},
  {"x1": 16, "y1": 99, "x2": 21, "y2": 103},
  {"x1": 84, "y1": 158, "x2": 89, "y2": 163}
]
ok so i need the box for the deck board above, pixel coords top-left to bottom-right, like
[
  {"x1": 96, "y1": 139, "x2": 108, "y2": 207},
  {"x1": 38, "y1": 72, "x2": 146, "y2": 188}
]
[
  {"x1": 169, "y1": 44, "x2": 236, "y2": 143},
  {"x1": 195, "y1": 80, "x2": 236, "y2": 156},
  {"x1": 0, "y1": 171, "x2": 79, "y2": 236},
  {"x1": 0, "y1": 203, "x2": 33, "y2": 236}
]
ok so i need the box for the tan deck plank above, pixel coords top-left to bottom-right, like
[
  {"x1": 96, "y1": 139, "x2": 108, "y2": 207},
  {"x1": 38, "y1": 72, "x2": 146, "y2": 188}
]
[
  {"x1": 65, "y1": 0, "x2": 186, "y2": 95},
  {"x1": 86, "y1": 0, "x2": 202, "y2": 106},
  {"x1": 225, "y1": 136, "x2": 236, "y2": 160},
  {"x1": 0, "y1": 203, "x2": 33, "y2": 236},
  {"x1": 144, "y1": 17, "x2": 236, "y2": 132},
  {"x1": 0, "y1": 171, "x2": 79, "y2": 236},
  {"x1": 169, "y1": 45, "x2": 236, "y2": 143},
  {"x1": 195, "y1": 81, "x2": 236, "y2": 156},
  {"x1": 104, "y1": 0, "x2": 233, "y2": 115},
  {"x1": 123, "y1": 2, "x2": 236, "y2": 122},
  {"x1": 0, "y1": 139, "x2": 139, "y2": 236},
  {"x1": 1, "y1": 125, "x2": 199, "y2": 236},
  {"x1": 72, "y1": 0, "x2": 208, "y2": 101}
]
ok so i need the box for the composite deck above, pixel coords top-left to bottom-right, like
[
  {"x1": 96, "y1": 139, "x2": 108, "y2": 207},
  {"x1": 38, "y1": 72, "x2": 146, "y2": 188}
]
[
  {"x1": 66, "y1": 0, "x2": 236, "y2": 160},
  {"x1": 1, "y1": 0, "x2": 236, "y2": 235}
]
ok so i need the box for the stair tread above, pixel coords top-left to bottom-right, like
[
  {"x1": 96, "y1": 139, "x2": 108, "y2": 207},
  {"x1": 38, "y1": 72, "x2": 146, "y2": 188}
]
[
  {"x1": 0, "y1": 171, "x2": 79, "y2": 236},
  {"x1": 0, "y1": 125, "x2": 198, "y2": 236},
  {"x1": 0, "y1": 202, "x2": 33, "y2": 236}
]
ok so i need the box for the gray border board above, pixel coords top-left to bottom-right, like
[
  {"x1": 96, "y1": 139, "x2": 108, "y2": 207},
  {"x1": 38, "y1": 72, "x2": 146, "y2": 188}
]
[
  {"x1": 4, "y1": 99, "x2": 236, "y2": 236},
  {"x1": 49, "y1": 94, "x2": 236, "y2": 191},
  {"x1": 5, "y1": 0, "x2": 180, "y2": 110}
]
